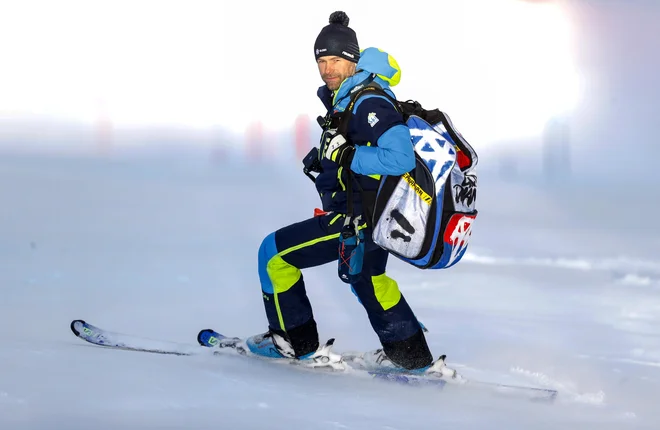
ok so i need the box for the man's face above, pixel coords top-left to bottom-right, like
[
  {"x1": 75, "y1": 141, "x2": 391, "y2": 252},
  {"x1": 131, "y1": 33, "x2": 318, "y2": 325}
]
[{"x1": 317, "y1": 56, "x2": 356, "y2": 91}]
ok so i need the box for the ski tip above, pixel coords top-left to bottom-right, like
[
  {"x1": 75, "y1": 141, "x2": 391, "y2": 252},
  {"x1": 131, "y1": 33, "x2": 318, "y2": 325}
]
[
  {"x1": 325, "y1": 338, "x2": 335, "y2": 347},
  {"x1": 70, "y1": 319, "x2": 86, "y2": 337},
  {"x1": 198, "y1": 329, "x2": 226, "y2": 347},
  {"x1": 197, "y1": 329, "x2": 215, "y2": 346}
]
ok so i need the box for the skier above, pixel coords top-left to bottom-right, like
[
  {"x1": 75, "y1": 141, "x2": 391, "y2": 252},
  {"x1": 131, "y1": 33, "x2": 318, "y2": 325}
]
[{"x1": 246, "y1": 11, "x2": 434, "y2": 371}]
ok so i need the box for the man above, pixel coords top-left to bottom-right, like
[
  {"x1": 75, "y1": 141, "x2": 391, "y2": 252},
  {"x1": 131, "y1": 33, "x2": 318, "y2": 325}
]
[{"x1": 245, "y1": 11, "x2": 434, "y2": 371}]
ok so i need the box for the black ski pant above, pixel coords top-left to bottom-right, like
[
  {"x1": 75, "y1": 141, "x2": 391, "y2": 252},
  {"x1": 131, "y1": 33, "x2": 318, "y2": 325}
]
[{"x1": 257, "y1": 212, "x2": 432, "y2": 369}]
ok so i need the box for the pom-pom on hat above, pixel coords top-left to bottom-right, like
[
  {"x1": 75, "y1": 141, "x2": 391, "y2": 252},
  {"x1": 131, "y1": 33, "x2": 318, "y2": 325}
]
[{"x1": 314, "y1": 11, "x2": 360, "y2": 63}]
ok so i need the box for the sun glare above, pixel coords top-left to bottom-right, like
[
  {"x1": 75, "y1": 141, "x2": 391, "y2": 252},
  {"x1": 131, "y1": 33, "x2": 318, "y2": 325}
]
[
  {"x1": 0, "y1": 0, "x2": 579, "y2": 144},
  {"x1": 467, "y1": 0, "x2": 580, "y2": 143}
]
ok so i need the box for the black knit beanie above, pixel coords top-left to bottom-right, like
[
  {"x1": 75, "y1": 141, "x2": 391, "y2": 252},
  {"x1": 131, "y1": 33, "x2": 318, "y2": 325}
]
[{"x1": 314, "y1": 11, "x2": 360, "y2": 63}]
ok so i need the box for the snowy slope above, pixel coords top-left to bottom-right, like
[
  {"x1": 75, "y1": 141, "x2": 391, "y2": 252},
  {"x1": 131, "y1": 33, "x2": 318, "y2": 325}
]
[{"x1": 1, "y1": 152, "x2": 658, "y2": 430}]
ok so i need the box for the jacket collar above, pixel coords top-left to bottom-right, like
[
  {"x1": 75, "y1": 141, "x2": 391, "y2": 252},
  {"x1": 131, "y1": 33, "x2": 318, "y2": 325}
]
[{"x1": 316, "y1": 47, "x2": 402, "y2": 113}]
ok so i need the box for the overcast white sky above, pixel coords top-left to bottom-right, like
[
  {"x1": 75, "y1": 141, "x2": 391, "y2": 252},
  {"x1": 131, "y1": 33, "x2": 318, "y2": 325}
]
[{"x1": 0, "y1": 0, "x2": 579, "y2": 145}]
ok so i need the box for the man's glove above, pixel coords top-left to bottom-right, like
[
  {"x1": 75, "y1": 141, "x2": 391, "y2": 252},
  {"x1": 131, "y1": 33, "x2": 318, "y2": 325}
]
[{"x1": 323, "y1": 130, "x2": 355, "y2": 168}]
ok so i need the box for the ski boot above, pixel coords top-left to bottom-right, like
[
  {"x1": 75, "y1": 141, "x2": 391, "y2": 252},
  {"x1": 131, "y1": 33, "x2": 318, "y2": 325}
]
[
  {"x1": 246, "y1": 330, "x2": 347, "y2": 371},
  {"x1": 345, "y1": 348, "x2": 459, "y2": 379}
]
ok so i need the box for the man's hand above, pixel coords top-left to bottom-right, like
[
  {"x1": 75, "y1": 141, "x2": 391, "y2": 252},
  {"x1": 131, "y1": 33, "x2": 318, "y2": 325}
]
[{"x1": 323, "y1": 129, "x2": 355, "y2": 168}]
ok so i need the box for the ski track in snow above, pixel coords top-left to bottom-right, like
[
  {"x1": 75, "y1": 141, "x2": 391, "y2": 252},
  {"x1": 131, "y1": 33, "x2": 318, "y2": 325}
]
[{"x1": 509, "y1": 366, "x2": 606, "y2": 405}]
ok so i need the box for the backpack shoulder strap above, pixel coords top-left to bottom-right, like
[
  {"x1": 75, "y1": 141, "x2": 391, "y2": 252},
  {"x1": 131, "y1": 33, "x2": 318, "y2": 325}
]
[
  {"x1": 335, "y1": 80, "x2": 403, "y2": 223},
  {"x1": 336, "y1": 79, "x2": 401, "y2": 137}
]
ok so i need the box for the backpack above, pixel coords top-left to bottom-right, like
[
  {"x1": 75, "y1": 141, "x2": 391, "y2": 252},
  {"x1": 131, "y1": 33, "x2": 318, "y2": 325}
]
[{"x1": 338, "y1": 82, "x2": 479, "y2": 270}]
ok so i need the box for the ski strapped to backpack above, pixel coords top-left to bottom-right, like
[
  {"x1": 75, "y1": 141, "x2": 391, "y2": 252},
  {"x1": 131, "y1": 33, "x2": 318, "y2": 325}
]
[{"x1": 334, "y1": 79, "x2": 479, "y2": 270}]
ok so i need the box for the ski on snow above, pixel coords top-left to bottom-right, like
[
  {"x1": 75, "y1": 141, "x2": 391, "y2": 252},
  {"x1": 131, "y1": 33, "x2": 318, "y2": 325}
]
[{"x1": 70, "y1": 319, "x2": 558, "y2": 403}]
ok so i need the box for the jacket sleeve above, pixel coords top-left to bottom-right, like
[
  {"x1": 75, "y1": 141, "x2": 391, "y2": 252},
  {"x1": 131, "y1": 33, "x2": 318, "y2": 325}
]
[{"x1": 348, "y1": 95, "x2": 415, "y2": 176}]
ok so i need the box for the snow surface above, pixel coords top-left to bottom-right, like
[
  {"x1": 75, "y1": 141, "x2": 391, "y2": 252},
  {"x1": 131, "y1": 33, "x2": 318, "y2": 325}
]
[{"x1": 1, "y1": 152, "x2": 659, "y2": 430}]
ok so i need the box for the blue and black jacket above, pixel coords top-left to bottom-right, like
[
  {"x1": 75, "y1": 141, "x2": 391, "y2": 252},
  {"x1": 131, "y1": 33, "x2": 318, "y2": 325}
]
[{"x1": 315, "y1": 47, "x2": 415, "y2": 219}]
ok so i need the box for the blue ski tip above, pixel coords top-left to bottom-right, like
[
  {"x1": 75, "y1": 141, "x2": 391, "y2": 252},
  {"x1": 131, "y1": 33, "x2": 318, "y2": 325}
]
[{"x1": 197, "y1": 329, "x2": 225, "y2": 347}]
